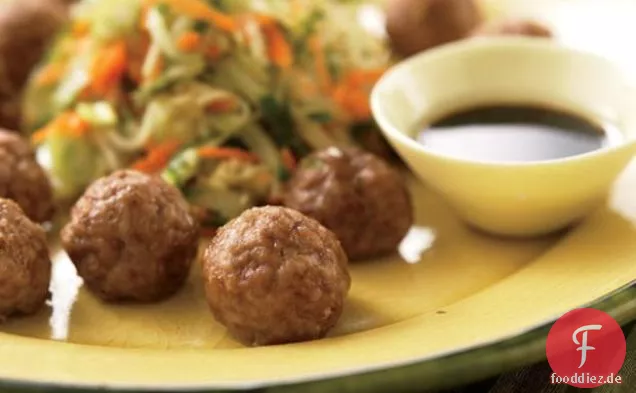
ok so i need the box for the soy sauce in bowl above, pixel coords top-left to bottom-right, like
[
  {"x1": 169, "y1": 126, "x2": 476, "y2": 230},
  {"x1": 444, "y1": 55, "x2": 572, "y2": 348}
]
[{"x1": 416, "y1": 104, "x2": 622, "y2": 163}]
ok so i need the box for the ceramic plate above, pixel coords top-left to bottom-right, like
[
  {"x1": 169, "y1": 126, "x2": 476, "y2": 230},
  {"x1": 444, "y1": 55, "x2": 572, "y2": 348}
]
[
  {"x1": 1, "y1": 163, "x2": 635, "y2": 392},
  {"x1": 1, "y1": 0, "x2": 636, "y2": 392}
]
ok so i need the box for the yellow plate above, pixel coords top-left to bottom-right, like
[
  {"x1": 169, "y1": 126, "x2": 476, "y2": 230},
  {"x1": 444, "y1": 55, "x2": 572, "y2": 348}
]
[
  {"x1": 0, "y1": 162, "x2": 635, "y2": 391},
  {"x1": 0, "y1": 0, "x2": 635, "y2": 392}
]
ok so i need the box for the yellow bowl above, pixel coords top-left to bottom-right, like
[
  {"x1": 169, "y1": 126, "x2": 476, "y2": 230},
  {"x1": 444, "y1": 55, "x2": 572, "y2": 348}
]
[{"x1": 371, "y1": 37, "x2": 636, "y2": 237}]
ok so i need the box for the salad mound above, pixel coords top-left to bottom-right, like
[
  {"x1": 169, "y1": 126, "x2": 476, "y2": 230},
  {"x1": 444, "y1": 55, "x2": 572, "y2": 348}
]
[{"x1": 23, "y1": 0, "x2": 390, "y2": 227}]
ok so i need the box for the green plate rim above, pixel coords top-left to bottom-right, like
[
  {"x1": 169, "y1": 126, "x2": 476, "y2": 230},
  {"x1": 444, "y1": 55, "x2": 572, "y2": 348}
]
[{"x1": 0, "y1": 282, "x2": 633, "y2": 393}]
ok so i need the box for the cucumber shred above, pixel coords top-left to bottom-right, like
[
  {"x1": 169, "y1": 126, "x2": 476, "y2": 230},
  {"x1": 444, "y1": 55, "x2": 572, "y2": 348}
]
[
  {"x1": 45, "y1": 133, "x2": 102, "y2": 199},
  {"x1": 161, "y1": 148, "x2": 200, "y2": 188},
  {"x1": 23, "y1": 0, "x2": 389, "y2": 218}
]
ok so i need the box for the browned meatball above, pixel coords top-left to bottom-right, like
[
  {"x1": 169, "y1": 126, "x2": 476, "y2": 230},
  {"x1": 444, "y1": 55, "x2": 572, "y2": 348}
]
[
  {"x1": 0, "y1": 129, "x2": 54, "y2": 223},
  {"x1": 0, "y1": 0, "x2": 69, "y2": 130},
  {"x1": 386, "y1": 0, "x2": 482, "y2": 58},
  {"x1": 61, "y1": 170, "x2": 199, "y2": 302},
  {"x1": 283, "y1": 147, "x2": 413, "y2": 261},
  {"x1": 0, "y1": 198, "x2": 51, "y2": 321},
  {"x1": 472, "y1": 19, "x2": 553, "y2": 38},
  {"x1": 203, "y1": 206, "x2": 350, "y2": 346}
]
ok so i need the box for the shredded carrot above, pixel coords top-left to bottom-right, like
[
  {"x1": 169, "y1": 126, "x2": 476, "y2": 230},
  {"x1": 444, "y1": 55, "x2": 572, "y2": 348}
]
[
  {"x1": 72, "y1": 20, "x2": 90, "y2": 38},
  {"x1": 254, "y1": 14, "x2": 277, "y2": 26},
  {"x1": 65, "y1": 112, "x2": 91, "y2": 137},
  {"x1": 261, "y1": 22, "x2": 293, "y2": 68},
  {"x1": 346, "y1": 90, "x2": 372, "y2": 120},
  {"x1": 281, "y1": 148, "x2": 296, "y2": 171},
  {"x1": 344, "y1": 68, "x2": 386, "y2": 89},
  {"x1": 143, "y1": 0, "x2": 236, "y2": 32},
  {"x1": 332, "y1": 85, "x2": 371, "y2": 121},
  {"x1": 34, "y1": 63, "x2": 65, "y2": 86},
  {"x1": 206, "y1": 98, "x2": 237, "y2": 113},
  {"x1": 252, "y1": 15, "x2": 292, "y2": 68},
  {"x1": 132, "y1": 140, "x2": 181, "y2": 174},
  {"x1": 90, "y1": 41, "x2": 128, "y2": 96},
  {"x1": 30, "y1": 129, "x2": 49, "y2": 145},
  {"x1": 177, "y1": 31, "x2": 202, "y2": 52},
  {"x1": 31, "y1": 111, "x2": 90, "y2": 144},
  {"x1": 309, "y1": 36, "x2": 331, "y2": 92},
  {"x1": 327, "y1": 68, "x2": 386, "y2": 121},
  {"x1": 197, "y1": 147, "x2": 260, "y2": 163},
  {"x1": 331, "y1": 85, "x2": 348, "y2": 106},
  {"x1": 51, "y1": 112, "x2": 90, "y2": 138}
]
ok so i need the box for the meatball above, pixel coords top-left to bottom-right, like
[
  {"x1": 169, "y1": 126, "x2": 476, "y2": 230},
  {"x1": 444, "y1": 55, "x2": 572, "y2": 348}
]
[
  {"x1": 0, "y1": 198, "x2": 51, "y2": 320},
  {"x1": 203, "y1": 206, "x2": 350, "y2": 346},
  {"x1": 386, "y1": 0, "x2": 482, "y2": 58},
  {"x1": 0, "y1": 129, "x2": 54, "y2": 223},
  {"x1": 61, "y1": 170, "x2": 199, "y2": 302},
  {"x1": 0, "y1": 0, "x2": 69, "y2": 130},
  {"x1": 283, "y1": 147, "x2": 413, "y2": 261},
  {"x1": 472, "y1": 19, "x2": 553, "y2": 38}
]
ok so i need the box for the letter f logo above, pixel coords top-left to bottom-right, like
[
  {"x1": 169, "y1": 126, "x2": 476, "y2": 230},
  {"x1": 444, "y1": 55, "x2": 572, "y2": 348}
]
[{"x1": 573, "y1": 324, "x2": 602, "y2": 368}]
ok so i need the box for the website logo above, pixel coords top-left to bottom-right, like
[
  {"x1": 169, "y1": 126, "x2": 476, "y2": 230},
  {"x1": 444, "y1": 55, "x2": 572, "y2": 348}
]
[
  {"x1": 573, "y1": 324, "x2": 602, "y2": 368},
  {"x1": 546, "y1": 308, "x2": 626, "y2": 388}
]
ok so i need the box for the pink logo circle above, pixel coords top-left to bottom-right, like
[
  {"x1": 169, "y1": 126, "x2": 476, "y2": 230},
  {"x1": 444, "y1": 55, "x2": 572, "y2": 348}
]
[{"x1": 546, "y1": 308, "x2": 626, "y2": 388}]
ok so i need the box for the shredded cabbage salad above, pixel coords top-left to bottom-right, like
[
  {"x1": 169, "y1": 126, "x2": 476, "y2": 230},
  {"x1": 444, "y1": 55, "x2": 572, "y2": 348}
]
[{"x1": 23, "y1": 0, "x2": 390, "y2": 228}]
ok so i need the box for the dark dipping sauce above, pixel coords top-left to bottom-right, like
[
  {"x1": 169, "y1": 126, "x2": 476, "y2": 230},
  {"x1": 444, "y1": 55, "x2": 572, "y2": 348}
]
[{"x1": 416, "y1": 104, "x2": 621, "y2": 162}]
